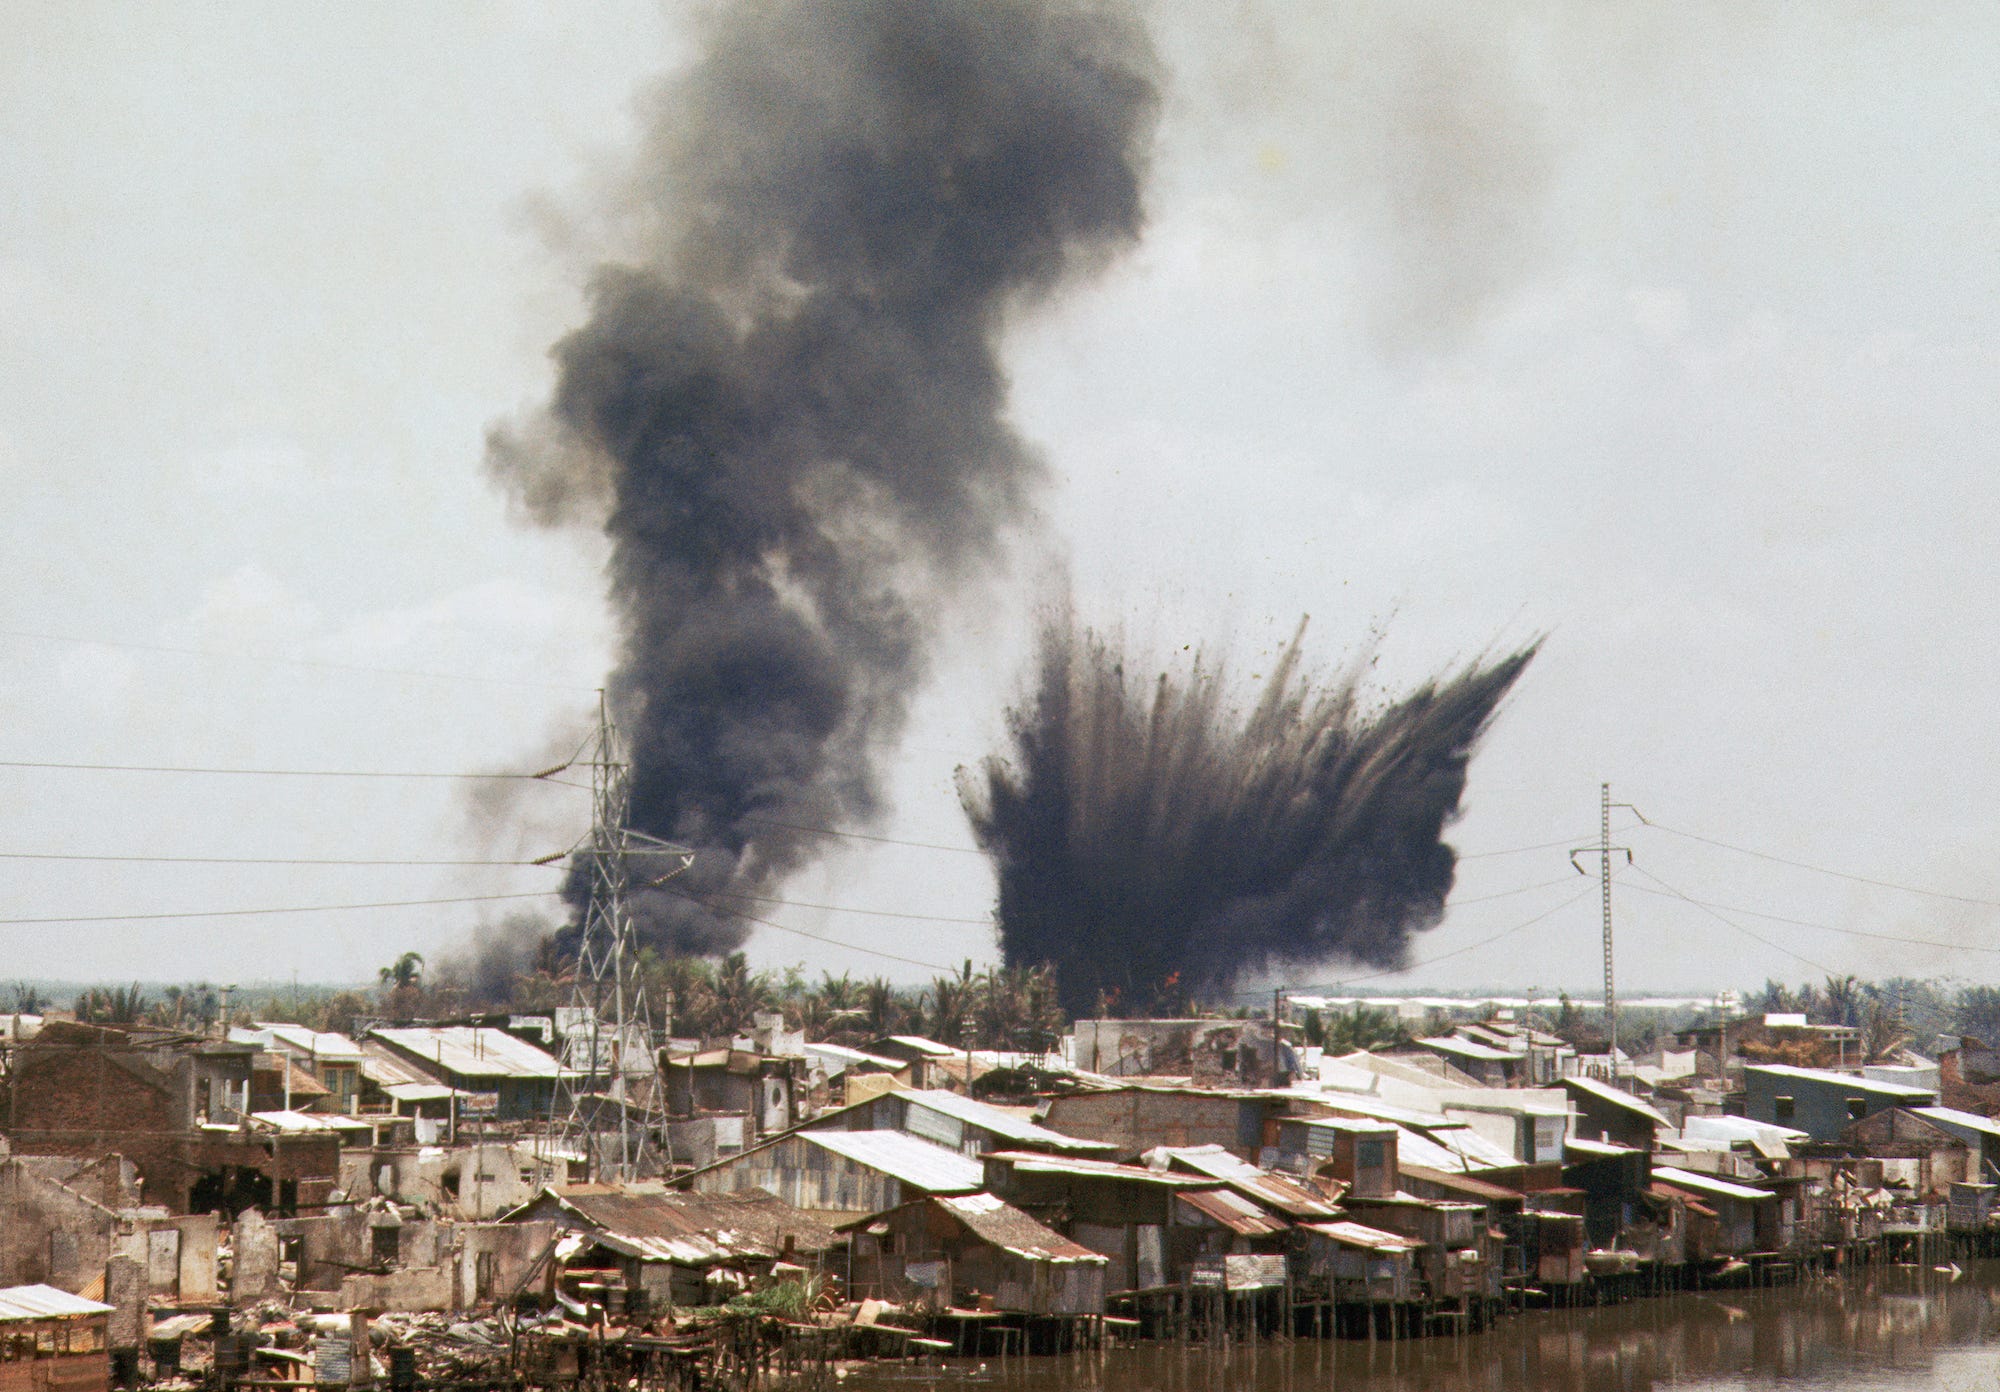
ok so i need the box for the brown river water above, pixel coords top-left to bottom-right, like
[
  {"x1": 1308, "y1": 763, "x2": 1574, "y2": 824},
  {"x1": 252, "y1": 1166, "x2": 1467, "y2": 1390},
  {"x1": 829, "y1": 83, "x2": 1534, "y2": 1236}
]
[{"x1": 840, "y1": 1265, "x2": 2000, "y2": 1392}]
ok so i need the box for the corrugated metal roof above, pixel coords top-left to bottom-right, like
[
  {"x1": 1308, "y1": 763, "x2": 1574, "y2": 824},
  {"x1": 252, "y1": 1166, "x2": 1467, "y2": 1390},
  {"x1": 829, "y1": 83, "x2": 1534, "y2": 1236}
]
[
  {"x1": 874, "y1": 1035, "x2": 960, "y2": 1057},
  {"x1": 249, "y1": 1110, "x2": 371, "y2": 1134},
  {"x1": 249, "y1": 1023, "x2": 366, "y2": 1063},
  {"x1": 801, "y1": 1131, "x2": 984, "y2": 1193},
  {"x1": 1742, "y1": 1064, "x2": 1935, "y2": 1099},
  {"x1": 984, "y1": 1151, "x2": 1208, "y2": 1185},
  {"x1": 936, "y1": 1194, "x2": 1107, "y2": 1264},
  {"x1": 0, "y1": 1285, "x2": 114, "y2": 1321},
  {"x1": 1152, "y1": 1146, "x2": 1341, "y2": 1218},
  {"x1": 1563, "y1": 1136, "x2": 1637, "y2": 1158},
  {"x1": 1652, "y1": 1166, "x2": 1774, "y2": 1203},
  {"x1": 898, "y1": 1090, "x2": 1117, "y2": 1154},
  {"x1": 804, "y1": 1043, "x2": 904, "y2": 1073},
  {"x1": 371, "y1": 1026, "x2": 564, "y2": 1079},
  {"x1": 1561, "y1": 1075, "x2": 1671, "y2": 1126},
  {"x1": 1913, "y1": 1106, "x2": 2000, "y2": 1139},
  {"x1": 536, "y1": 1185, "x2": 839, "y2": 1265},
  {"x1": 1177, "y1": 1188, "x2": 1290, "y2": 1237},
  {"x1": 1418, "y1": 1036, "x2": 1517, "y2": 1063},
  {"x1": 1299, "y1": 1221, "x2": 1418, "y2": 1253}
]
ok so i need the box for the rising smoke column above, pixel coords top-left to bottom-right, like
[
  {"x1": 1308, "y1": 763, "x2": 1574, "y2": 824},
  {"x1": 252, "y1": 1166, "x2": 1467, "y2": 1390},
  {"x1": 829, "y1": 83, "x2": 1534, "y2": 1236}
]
[
  {"x1": 959, "y1": 613, "x2": 1537, "y2": 1016},
  {"x1": 489, "y1": 3, "x2": 1160, "y2": 952}
]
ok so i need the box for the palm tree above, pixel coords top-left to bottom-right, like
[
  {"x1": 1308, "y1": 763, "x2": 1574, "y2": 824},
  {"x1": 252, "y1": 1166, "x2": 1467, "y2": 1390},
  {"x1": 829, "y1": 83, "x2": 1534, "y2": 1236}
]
[
  {"x1": 924, "y1": 963, "x2": 976, "y2": 1047},
  {"x1": 379, "y1": 952, "x2": 425, "y2": 990}
]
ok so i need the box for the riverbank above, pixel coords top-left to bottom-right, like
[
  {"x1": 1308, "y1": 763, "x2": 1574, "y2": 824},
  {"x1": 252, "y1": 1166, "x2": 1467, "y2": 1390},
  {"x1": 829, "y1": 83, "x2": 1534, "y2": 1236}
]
[{"x1": 839, "y1": 1260, "x2": 2000, "y2": 1391}]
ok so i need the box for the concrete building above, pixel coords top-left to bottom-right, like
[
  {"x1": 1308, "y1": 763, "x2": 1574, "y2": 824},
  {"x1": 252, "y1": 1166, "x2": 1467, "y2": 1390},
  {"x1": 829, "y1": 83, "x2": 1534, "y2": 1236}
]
[
  {"x1": 2, "y1": 1023, "x2": 339, "y2": 1213},
  {"x1": 365, "y1": 1028, "x2": 567, "y2": 1122},
  {"x1": 1742, "y1": 1064, "x2": 1937, "y2": 1141},
  {"x1": 509, "y1": 1183, "x2": 836, "y2": 1311},
  {"x1": 804, "y1": 1089, "x2": 1118, "y2": 1160},
  {"x1": 683, "y1": 1129, "x2": 984, "y2": 1214},
  {"x1": 840, "y1": 1194, "x2": 1106, "y2": 1317}
]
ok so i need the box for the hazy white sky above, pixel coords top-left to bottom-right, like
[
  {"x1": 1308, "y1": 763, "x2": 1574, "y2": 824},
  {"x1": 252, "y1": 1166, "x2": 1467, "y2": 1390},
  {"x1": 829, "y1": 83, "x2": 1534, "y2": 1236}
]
[{"x1": 5, "y1": 2, "x2": 2000, "y2": 997}]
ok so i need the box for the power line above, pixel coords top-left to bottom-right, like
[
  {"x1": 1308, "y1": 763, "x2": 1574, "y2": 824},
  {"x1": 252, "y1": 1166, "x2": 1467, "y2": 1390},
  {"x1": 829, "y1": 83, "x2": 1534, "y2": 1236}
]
[
  {"x1": 1625, "y1": 864, "x2": 1837, "y2": 976},
  {"x1": 0, "y1": 624, "x2": 600, "y2": 694},
  {"x1": 695, "y1": 888, "x2": 994, "y2": 926},
  {"x1": 0, "y1": 759, "x2": 584, "y2": 782},
  {"x1": 1306, "y1": 884, "x2": 1598, "y2": 991},
  {"x1": 0, "y1": 889, "x2": 559, "y2": 927},
  {"x1": 666, "y1": 887, "x2": 964, "y2": 973},
  {"x1": 1644, "y1": 820, "x2": 2000, "y2": 909},
  {"x1": 1617, "y1": 878, "x2": 2000, "y2": 955},
  {"x1": 1454, "y1": 825, "x2": 1636, "y2": 860},
  {"x1": 0, "y1": 851, "x2": 567, "y2": 868},
  {"x1": 738, "y1": 815, "x2": 990, "y2": 856},
  {"x1": 1448, "y1": 875, "x2": 1585, "y2": 907}
]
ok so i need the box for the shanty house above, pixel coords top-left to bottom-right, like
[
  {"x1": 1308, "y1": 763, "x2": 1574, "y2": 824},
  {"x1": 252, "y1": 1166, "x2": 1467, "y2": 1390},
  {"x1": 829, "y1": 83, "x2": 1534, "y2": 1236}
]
[
  {"x1": 806, "y1": 1089, "x2": 1117, "y2": 1159},
  {"x1": 0, "y1": 1285, "x2": 113, "y2": 1392},
  {"x1": 980, "y1": 1151, "x2": 1210, "y2": 1292},
  {"x1": 865, "y1": 1038, "x2": 963, "y2": 1090},
  {"x1": 1143, "y1": 1145, "x2": 1343, "y2": 1222},
  {"x1": 1652, "y1": 1166, "x2": 1775, "y2": 1259},
  {"x1": 366, "y1": 1028, "x2": 565, "y2": 1122},
  {"x1": 1070, "y1": 1019, "x2": 1291, "y2": 1087},
  {"x1": 1561, "y1": 1076, "x2": 1670, "y2": 1152},
  {"x1": 1270, "y1": 1116, "x2": 1399, "y2": 1195},
  {"x1": 663, "y1": 1049, "x2": 801, "y2": 1142},
  {"x1": 1837, "y1": 1108, "x2": 1978, "y2": 1193},
  {"x1": 1906, "y1": 1106, "x2": 2000, "y2": 1183},
  {"x1": 683, "y1": 1130, "x2": 983, "y2": 1215},
  {"x1": 1295, "y1": 1222, "x2": 1420, "y2": 1307},
  {"x1": 841, "y1": 1194, "x2": 1106, "y2": 1316},
  {"x1": 239, "y1": 1025, "x2": 366, "y2": 1115},
  {"x1": 512, "y1": 1183, "x2": 836, "y2": 1311},
  {"x1": 1433, "y1": 1089, "x2": 1571, "y2": 1164},
  {"x1": 1040, "y1": 1086, "x2": 1281, "y2": 1160},
  {"x1": 1561, "y1": 1137, "x2": 1653, "y2": 1250},
  {"x1": 1413, "y1": 1036, "x2": 1522, "y2": 1087},
  {"x1": 1742, "y1": 1064, "x2": 1936, "y2": 1141}
]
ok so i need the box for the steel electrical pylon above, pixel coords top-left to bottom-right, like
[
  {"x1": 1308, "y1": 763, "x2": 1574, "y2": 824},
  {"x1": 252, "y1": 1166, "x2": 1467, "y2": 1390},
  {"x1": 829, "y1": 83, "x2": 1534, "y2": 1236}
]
[{"x1": 550, "y1": 694, "x2": 691, "y2": 1182}]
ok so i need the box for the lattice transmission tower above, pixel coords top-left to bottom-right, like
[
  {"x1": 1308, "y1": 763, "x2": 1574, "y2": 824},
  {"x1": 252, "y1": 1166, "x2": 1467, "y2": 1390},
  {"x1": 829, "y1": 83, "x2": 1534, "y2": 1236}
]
[{"x1": 549, "y1": 694, "x2": 691, "y2": 1181}]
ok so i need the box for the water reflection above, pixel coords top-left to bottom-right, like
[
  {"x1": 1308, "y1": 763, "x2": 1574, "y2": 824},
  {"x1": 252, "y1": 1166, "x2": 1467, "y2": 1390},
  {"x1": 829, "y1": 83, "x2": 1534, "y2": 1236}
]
[{"x1": 843, "y1": 1266, "x2": 2000, "y2": 1392}]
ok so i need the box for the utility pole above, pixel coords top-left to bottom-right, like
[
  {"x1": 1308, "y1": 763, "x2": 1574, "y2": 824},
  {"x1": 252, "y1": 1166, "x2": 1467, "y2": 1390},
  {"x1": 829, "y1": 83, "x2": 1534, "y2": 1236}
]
[
  {"x1": 1272, "y1": 989, "x2": 1285, "y2": 1088},
  {"x1": 1571, "y1": 785, "x2": 1641, "y2": 1080},
  {"x1": 551, "y1": 693, "x2": 693, "y2": 1181}
]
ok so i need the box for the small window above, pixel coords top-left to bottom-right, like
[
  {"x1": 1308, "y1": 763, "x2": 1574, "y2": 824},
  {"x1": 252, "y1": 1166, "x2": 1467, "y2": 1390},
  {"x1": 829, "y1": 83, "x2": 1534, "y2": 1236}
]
[
  {"x1": 372, "y1": 1225, "x2": 400, "y2": 1266},
  {"x1": 1847, "y1": 1098, "x2": 1868, "y2": 1121},
  {"x1": 1774, "y1": 1095, "x2": 1795, "y2": 1121},
  {"x1": 1356, "y1": 1140, "x2": 1386, "y2": 1170}
]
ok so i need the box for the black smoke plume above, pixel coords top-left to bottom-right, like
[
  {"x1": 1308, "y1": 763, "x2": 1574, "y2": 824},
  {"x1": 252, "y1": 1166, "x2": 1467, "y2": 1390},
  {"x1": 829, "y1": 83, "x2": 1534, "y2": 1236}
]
[
  {"x1": 489, "y1": 3, "x2": 1160, "y2": 953},
  {"x1": 958, "y1": 612, "x2": 1537, "y2": 1016}
]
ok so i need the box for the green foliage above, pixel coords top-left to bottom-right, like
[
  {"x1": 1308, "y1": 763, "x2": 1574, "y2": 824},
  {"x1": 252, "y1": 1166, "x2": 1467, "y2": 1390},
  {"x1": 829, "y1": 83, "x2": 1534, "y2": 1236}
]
[
  {"x1": 1316, "y1": 1005, "x2": 1412, "y2": 1054},
  {"x1": 723, "y1": 1273, "x2": 827, "y2": 1322}
]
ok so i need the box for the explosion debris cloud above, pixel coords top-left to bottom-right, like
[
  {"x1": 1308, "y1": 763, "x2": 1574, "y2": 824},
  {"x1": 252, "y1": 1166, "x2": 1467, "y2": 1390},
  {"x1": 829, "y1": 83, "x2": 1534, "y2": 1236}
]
[
  {"x1": 489, "y1": 2, "x2": 1160, "y2": 952},
  {"x1": 958, "y1": 611, "x2": 1537, "y2": 1016}
]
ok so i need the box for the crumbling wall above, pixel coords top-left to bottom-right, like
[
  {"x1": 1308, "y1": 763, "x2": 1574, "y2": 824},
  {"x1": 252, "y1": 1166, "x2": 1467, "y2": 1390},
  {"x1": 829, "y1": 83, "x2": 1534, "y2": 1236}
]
[
  {"x1": 339, "y1": 1266, "x2": 454, "y2": 1312},
  {"x1": 294, "y1": 1211, "x2": 445, "y2": 1292},
  {"x1": 173, "y1": 1213, "x2": 220, "y2": 1304},
  {"x1": 455, "y1": 1221, "x2": 556, "y2": 1307},
  {"x1": 0, "y1": 1153, "x2": 120, "y2": 1289},
  {"x1": 442, "y1": 1144, "x2": 538, "y2": 1219},
  {"x1": 231, "y1": 1208, "x2": 282, "y2": 1303}
]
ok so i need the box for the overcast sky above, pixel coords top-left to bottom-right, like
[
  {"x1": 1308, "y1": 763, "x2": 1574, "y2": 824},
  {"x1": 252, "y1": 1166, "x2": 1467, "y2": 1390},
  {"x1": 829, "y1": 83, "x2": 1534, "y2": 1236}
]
[{"x1": 5, "y1": 2, "x2": 2000, "y2": 998}]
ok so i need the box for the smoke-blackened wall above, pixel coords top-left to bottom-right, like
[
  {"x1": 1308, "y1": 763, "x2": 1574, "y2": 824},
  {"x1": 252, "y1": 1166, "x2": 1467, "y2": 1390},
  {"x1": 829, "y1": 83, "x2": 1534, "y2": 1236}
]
[
  {"x1": 959, "y1": 612, "x2": 1536, "y2": 1016},
  {"x1": 489, "y1": 3, "x2": 1160, "y2": 952}
]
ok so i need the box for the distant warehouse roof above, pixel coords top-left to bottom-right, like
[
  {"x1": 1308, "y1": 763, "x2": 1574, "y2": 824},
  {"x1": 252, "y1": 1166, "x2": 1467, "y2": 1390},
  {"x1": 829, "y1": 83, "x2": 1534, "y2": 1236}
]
[
  {"x1": 370, "y1": 1026, "x2": 564, "y2": 1079},
  {"x1": 799, "y1": 1131, "x2": 985, "y2": 1195}
]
